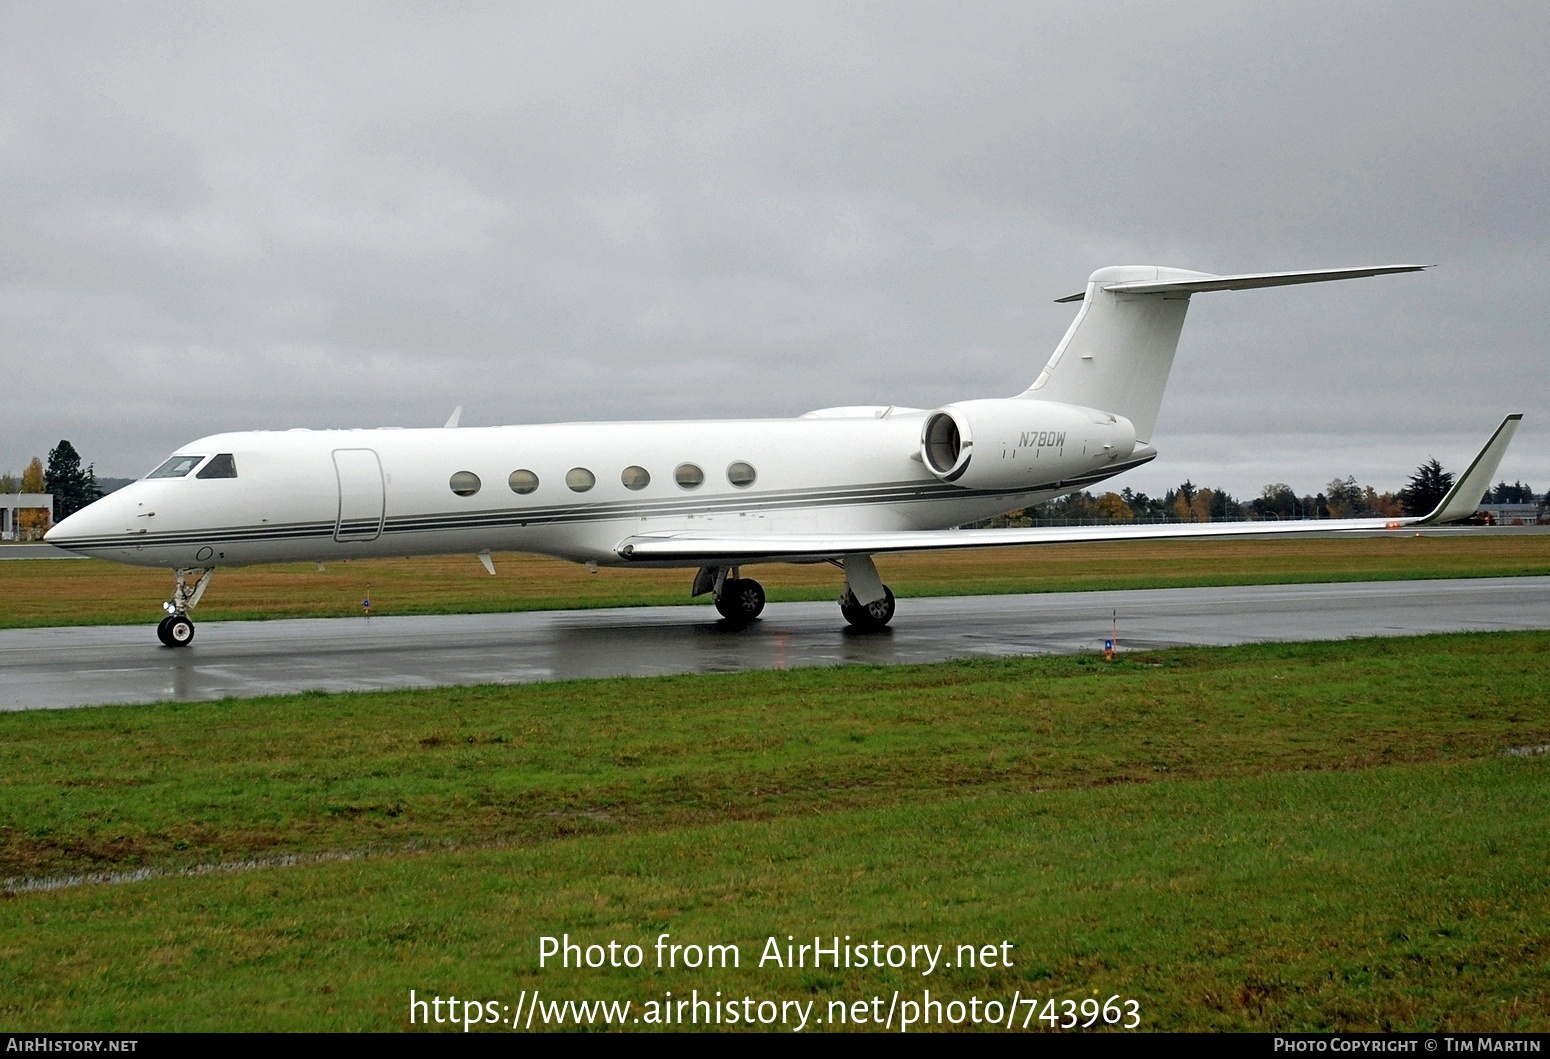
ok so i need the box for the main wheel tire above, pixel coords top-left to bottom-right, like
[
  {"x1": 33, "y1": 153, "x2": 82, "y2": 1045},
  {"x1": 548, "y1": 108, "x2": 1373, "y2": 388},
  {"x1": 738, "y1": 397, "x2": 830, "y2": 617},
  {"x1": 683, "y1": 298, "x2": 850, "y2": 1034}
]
[
  {"x1": 164, "y1": 615, "x2": 195, "y2": 647},
  {"x1": 839, "y1": 592, "x2": 864, "y2": 625},
  {"x1": 841, "y1": 586, "x2": 895, "y2": 629},
  {"x1": 715, "y1": 578, "x2": 766, "y2": 622}
]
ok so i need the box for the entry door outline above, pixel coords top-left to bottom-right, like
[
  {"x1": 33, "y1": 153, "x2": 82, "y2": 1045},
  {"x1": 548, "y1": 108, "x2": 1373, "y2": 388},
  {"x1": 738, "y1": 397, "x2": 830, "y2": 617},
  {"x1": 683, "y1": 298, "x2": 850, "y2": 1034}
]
[{"x1": 333, "y1": 448, "x2": 385, "y2": 542}]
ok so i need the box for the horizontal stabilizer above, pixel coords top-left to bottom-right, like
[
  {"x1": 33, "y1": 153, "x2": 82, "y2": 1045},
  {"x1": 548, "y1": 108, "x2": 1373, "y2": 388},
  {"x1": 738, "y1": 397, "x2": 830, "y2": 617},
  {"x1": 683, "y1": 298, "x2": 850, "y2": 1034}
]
[
  {"x1": 1040, "y1": 262, "x2": 1429, "y2": 445},
  {"x1": 1104, "y1": 265, "x2": 1425, "y2": 297},
  {"x1": 1055, "y1": 265, "x2": 1425, "y2": 303}
]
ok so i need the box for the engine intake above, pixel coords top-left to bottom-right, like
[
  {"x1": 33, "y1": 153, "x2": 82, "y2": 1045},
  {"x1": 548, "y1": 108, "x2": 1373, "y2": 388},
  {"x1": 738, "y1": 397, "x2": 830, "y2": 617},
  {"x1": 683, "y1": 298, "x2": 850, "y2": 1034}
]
[
  {"x1": 922, "y1": 410, "x2": 970, "y2": 481},
  {"x1": 919, "y1": 399, "x2": 1138, "y2": 492}
]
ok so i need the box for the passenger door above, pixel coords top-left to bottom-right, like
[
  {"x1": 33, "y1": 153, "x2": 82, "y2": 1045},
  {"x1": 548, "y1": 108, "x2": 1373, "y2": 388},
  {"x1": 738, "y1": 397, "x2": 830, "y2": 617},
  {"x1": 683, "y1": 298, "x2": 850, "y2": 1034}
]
[{"x1": 333, "y1": 449, "x2": 384, "y2": 542}]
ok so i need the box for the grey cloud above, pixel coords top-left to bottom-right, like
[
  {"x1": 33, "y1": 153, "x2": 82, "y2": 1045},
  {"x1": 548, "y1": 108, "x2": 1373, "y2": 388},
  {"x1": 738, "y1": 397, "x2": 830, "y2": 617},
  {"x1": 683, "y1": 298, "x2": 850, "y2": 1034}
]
[{"x1": 0, "y1": 1, "x2": 1544, "y2": 495}]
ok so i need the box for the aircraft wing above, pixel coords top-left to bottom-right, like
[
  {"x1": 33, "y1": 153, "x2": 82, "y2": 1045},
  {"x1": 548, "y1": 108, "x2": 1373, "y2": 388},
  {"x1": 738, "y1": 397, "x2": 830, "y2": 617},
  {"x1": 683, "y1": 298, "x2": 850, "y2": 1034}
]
[
  {"x1": 617, "y1": 415, "x2": 1522, "y2": 564},
  {"x1": 619, "y1": 515, "x2": 1417, "y2": 563}
]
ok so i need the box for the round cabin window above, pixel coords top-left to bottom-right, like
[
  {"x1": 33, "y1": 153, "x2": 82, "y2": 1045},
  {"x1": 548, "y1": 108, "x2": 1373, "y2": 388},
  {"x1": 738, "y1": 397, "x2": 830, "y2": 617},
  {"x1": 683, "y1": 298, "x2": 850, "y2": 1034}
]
[
  {"x1": 727, "y1": 461, "x2": 756, "y2": 487},
  {"x1": 621, "y1": 465, "x2": 650, "y2": 490},
  {"x1": 566, "y1": 467, "x2": 596, "y2": 492},
  {"x1": 449, "y1": 471, "x2": 481, "y2": 497},
  {"x1": 509, "y1": 469, "x2": 539, "y2": 494},
  {"x1": 674, "y1": 463, "x2": 705, "y2": 489}
]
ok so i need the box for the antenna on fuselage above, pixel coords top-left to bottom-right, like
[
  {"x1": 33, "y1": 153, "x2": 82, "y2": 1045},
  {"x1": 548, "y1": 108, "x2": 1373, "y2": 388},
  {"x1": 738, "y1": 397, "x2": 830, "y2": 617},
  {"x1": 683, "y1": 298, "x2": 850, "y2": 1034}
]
[{"x1": 444, "y1": 405, "x2": 462, "y2": 428}]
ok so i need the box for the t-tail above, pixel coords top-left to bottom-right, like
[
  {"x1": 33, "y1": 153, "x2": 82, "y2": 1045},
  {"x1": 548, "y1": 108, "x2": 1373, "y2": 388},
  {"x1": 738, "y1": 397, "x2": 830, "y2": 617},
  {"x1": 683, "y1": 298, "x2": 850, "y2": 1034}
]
[{"x1": 1022, "y1": 265, "x2": 1426, "y2": 441}]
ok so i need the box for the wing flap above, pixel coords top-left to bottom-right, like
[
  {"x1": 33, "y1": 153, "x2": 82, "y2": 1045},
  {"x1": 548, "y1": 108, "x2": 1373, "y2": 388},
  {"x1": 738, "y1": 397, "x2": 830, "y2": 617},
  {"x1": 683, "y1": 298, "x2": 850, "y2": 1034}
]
[{"x1": 616, "y1": 515, "x2": 1417, "y2": 563}]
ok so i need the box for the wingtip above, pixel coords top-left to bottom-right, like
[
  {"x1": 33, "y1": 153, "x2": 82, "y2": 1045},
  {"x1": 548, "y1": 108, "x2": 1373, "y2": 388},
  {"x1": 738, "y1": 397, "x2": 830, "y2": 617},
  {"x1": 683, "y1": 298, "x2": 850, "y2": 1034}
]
[{"x1": 1413, "y1": 413, "x2": 1525, "y2": 525}]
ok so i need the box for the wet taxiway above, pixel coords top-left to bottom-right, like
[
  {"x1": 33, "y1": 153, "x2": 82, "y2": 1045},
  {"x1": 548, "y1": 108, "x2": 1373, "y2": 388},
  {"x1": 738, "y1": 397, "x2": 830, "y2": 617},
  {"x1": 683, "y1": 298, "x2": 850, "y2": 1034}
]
[{"x1": 2, "y1": 576, "x2": 1548, "y2": 710}]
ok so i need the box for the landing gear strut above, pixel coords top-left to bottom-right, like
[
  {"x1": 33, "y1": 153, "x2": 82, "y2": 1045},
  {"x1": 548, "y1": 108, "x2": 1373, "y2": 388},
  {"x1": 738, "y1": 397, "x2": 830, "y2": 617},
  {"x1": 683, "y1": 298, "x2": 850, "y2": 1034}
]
[
  {"x1": 838, "y1": 553, "x2": 895, "y2": 630},
  {"x1": 157, "y1": 567, "x2": 213, "y2": 648}
]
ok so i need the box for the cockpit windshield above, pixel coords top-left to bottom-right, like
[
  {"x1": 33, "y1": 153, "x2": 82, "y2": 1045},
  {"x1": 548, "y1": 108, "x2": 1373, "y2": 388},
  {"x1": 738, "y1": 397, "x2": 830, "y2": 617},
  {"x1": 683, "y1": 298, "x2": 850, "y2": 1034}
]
[
  {"x1": 196, "y1": 453, "x2": 238, "y2": 479},
  {"x1": 147, "y1": 455, "x2": 207, "y2": 479}
]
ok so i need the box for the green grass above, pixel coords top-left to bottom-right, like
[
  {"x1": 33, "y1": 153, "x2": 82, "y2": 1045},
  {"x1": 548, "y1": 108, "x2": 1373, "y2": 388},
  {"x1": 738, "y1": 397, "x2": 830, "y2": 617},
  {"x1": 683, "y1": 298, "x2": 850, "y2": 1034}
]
[
  {"x1": 2, "y1": 632, "x2": 1548, "y2": 1031},
  {"x1": 7, "y1": 759, "x2": 1542, "y2": 1032}
]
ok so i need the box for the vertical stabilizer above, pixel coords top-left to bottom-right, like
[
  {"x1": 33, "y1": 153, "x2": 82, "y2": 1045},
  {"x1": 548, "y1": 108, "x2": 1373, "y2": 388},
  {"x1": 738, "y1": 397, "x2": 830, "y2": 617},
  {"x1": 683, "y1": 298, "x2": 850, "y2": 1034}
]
[{"x1": 1022, "y1": 266, "x2": 1207, "y2": 443}]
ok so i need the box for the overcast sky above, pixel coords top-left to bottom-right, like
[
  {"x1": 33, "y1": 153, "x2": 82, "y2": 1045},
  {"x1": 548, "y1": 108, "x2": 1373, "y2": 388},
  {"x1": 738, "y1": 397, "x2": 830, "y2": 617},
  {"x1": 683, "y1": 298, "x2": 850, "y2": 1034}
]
[{"x1": 2, "y1": 1, "x2": 1545, "y2": 497}]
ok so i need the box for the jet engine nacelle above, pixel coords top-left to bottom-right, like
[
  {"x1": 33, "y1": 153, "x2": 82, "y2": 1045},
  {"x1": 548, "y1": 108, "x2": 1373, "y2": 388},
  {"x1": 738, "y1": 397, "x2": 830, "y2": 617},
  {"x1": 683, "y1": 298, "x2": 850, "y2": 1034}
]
[{"x1": 920, "y1": 399, "x2": 1138, "y2": 490}]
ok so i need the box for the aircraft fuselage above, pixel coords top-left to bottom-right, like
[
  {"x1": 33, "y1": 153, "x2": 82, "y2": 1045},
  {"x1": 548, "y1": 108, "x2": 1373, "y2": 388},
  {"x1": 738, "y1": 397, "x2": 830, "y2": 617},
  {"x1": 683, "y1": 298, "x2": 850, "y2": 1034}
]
[{"x1": 51, "y1": 406, "x2": 1145, "y2": 569}]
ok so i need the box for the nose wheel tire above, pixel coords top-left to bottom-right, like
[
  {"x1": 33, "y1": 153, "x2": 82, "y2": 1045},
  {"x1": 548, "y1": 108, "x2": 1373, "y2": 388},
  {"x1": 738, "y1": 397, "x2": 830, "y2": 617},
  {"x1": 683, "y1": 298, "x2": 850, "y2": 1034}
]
[
  {"x1": 840, "y1": 586, "x2": 895, "y2": 629},
  {"x1": 157, "y1": 615, "x2": 196, "y2": 647},
  {"x1": 715, "y1": 578, "x2": 766, "y2": 622}
]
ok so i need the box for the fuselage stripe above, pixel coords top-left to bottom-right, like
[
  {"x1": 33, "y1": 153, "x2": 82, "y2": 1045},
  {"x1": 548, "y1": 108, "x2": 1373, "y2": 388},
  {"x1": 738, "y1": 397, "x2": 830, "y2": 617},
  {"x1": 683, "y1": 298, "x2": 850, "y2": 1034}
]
[{"x1": 48, "y1": 458, "x2": 1152, "y2": 552}]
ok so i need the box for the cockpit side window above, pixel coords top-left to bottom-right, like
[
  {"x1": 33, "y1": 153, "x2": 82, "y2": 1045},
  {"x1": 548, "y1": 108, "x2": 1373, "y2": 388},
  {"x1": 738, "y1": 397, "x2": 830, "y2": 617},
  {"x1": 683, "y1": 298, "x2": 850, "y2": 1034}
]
[
  {"x1": 147, "y1": 455, "x2": 206, "y2": 479},
  {"x1": 196, "y1": 453, "x2": 238, "y2": 479}
]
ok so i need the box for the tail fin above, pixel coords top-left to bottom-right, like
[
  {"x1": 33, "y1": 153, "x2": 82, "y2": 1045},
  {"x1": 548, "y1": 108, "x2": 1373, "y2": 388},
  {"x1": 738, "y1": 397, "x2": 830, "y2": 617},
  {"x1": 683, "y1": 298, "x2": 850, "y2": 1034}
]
[{"x1": 1022, "y1": 264, "x2": 1425, "y2": 442}]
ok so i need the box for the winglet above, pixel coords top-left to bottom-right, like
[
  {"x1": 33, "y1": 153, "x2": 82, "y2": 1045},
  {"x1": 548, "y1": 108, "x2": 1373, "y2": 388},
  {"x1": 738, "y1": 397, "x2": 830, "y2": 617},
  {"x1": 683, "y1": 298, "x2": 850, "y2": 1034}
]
[
  {"x1": 444, "y1": 405, "x2": 462, "y2": 429},
  {"x1": 1415, "y1": 414, "x2": 1524, "y2": 525}
]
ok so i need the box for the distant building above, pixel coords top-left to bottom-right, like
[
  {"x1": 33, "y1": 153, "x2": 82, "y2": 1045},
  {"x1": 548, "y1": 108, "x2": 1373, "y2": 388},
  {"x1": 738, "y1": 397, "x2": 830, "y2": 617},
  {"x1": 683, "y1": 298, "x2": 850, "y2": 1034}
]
[
  {"x1": 1475, "y1": 502, "x2": 1544, "y2": 525},
  {"x1": 1, "y1": 493, "x2": 53, "y2": 540}
]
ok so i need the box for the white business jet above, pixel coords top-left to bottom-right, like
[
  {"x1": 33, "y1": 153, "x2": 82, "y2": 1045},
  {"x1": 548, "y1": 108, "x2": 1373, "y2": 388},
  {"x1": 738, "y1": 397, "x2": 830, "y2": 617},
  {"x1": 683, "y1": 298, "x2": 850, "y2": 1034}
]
[{"x1": 46, "y1": 264, "x2": 1522, "y2": 647}]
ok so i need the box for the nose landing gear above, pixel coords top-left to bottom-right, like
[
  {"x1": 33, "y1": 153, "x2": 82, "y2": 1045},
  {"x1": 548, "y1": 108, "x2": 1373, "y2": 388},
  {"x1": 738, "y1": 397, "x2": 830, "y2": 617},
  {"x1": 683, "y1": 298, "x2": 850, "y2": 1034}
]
[
  {"x1": 156, "y1": 567, "x2": 213, "y2": 648},
  {"x1": 156, "y1": 613, "x2": 196, "y2": 647}
]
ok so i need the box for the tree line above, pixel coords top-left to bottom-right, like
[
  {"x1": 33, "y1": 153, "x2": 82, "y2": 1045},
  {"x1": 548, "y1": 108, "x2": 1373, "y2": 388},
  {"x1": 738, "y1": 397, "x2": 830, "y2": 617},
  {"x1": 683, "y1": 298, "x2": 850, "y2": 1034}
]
[
  {"x1": 989, "y1": 460, "x2": 1543, "y2": 527},
  {"x1": 1, "y1": 441, "x2": 104, "y2": 540}
]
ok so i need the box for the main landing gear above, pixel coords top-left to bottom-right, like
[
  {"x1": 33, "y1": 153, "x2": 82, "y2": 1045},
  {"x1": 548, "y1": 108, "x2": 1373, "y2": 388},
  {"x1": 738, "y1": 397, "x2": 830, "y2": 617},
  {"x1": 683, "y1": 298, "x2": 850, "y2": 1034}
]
[
  {"x1": 156, "y1": 567, "x2": 213, "y2": 648},
  {"x1": 715, "y1": 573, "x2": 767, "y2": 623},
  {"x1": 840, "y1": 585, "x2": 895, "y2": 630},
  {"x1": 837, "y1": 554, "x2": 895, "y2": 630},
  {"x1": 692, "y1": 565, "x2": 767, "y2": 623},
  {"x1": 691, "y1": 554, "x2": 897, "y2": 630}
]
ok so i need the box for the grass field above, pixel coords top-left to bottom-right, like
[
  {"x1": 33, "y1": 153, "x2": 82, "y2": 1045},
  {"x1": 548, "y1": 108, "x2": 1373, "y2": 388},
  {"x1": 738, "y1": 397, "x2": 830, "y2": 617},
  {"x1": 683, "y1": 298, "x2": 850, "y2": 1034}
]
[
  {"x1": 1, "y1": 533, "x2": 1547, "y2": 629},
  {"x1": 3, "y1": 631, "x2": 1547, "y2": 1031}
]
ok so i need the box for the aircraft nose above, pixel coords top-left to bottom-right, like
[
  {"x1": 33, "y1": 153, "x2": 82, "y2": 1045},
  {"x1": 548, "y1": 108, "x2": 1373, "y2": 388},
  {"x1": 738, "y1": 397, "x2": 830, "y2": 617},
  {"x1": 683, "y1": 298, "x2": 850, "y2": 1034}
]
[{"x1": 45, "y1": 493, "x2": 126, "y2": 549}]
